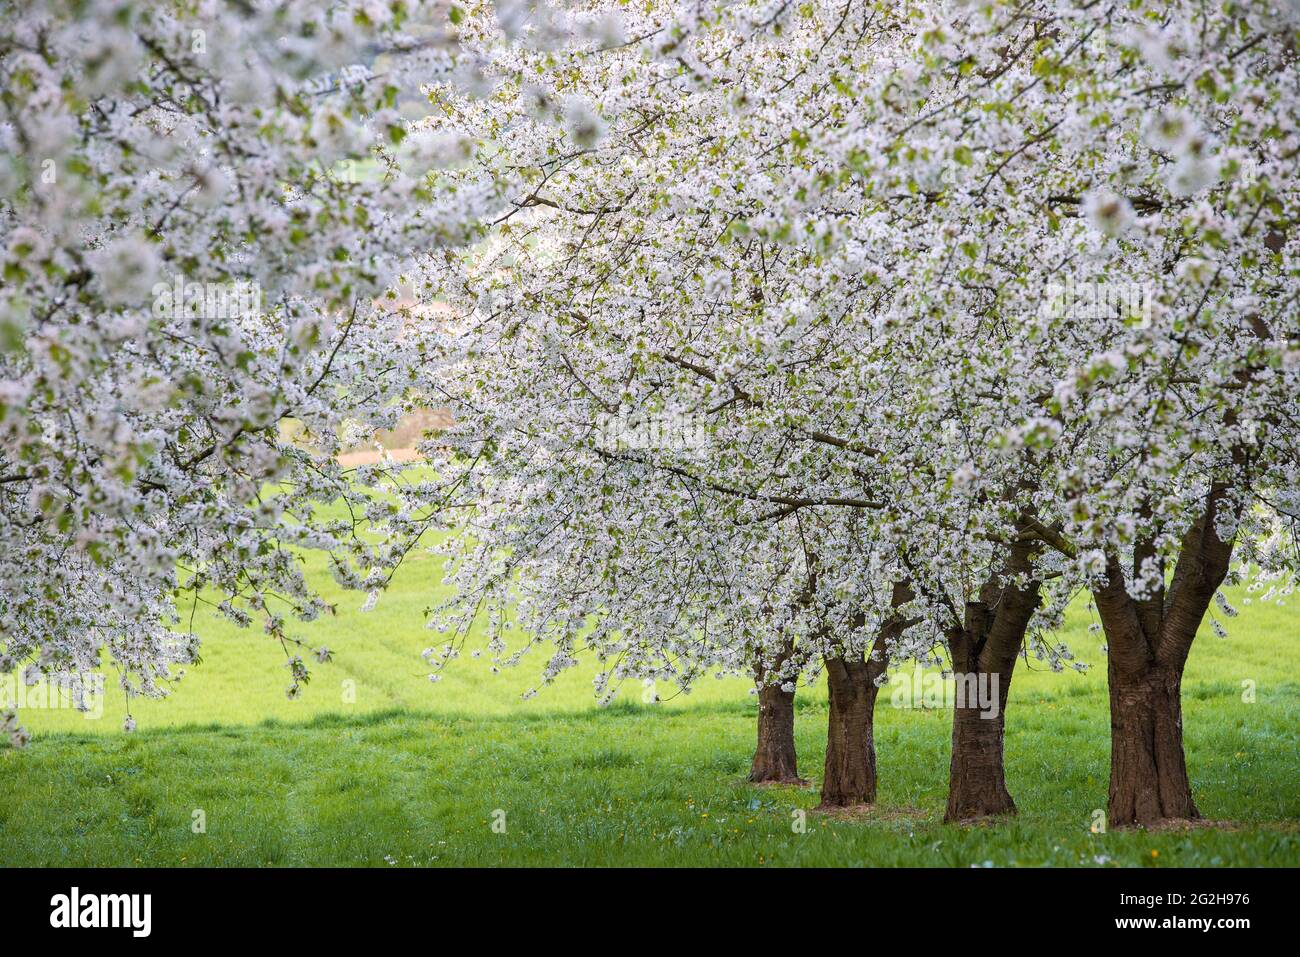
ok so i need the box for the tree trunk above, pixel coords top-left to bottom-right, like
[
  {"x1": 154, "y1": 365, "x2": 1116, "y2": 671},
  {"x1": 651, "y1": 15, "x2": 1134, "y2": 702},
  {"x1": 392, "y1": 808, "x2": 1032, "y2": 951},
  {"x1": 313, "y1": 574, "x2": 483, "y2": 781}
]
[
  {"x1": 815, "y1": 581, "x2": 913, "y2": 808},
  {"x1": 1092, "y1": 486, "x2": 1238, "y2": 827},
  {"x1": 942, "y1": 541, "x2": 1041, "y2": 824},
  {"x1": 819, "y1": 656, "x2": 877, "y2": 808},
  {"x1": 749, "y1": 680, "x2": 803, "y2": 784},
  {"x1": 1107, "y1": 660, "x2": 1198, "y2": 827},
  {"x1": 945, "y1": 665, "x2": 1016, "y2": 821}
]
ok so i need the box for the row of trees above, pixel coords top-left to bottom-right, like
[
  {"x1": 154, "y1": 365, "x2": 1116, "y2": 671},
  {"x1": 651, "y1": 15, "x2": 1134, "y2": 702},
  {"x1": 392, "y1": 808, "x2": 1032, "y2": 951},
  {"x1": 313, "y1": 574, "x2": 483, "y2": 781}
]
[
  {"x1": 1, "y1": 0, "x2": 1296, "y2": 829},
  {"x1": 403, "y1": 0, "x2": 1300, "y2": 826}
]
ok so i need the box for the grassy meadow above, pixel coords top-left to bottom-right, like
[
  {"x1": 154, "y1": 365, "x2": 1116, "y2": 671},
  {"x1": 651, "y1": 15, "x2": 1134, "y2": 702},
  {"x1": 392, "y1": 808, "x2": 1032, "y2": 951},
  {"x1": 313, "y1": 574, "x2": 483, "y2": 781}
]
[{"x1": 2, "y1": 538, "x2": 1297, "y2": 867}]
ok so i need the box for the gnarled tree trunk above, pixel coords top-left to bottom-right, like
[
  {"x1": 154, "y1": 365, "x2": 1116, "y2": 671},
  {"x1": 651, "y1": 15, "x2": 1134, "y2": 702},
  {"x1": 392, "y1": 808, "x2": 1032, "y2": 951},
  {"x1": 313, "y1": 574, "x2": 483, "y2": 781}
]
[
  {"x1": 818, "y1": 581, "x2": 913, "y2": 809},
  {"x1": 1107, "y1": 661, "x2": 1197, "y2": 824},
  {"x1": 819, "y1": 656, "x2": 878, "y2": 807},
  {"x1": 945, "y1": 659, "x2": 1016, "y2": 821},
  {"x1": 943, "y1": 542, "x2": 1041, "y2": 823},
  {"x1": 750, "y1": 650, "x2": 802, "y2": 784},
  {"x1": 1093, "y1": 482, "x2": 1238, "y2": 828}
]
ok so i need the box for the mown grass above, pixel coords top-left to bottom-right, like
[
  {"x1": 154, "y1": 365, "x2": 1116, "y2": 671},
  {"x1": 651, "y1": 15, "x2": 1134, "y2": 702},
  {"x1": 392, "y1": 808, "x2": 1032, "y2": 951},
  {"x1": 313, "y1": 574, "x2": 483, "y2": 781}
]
[{"x1": 2, "y1": 542, "x2": 1297, "y2": 866}]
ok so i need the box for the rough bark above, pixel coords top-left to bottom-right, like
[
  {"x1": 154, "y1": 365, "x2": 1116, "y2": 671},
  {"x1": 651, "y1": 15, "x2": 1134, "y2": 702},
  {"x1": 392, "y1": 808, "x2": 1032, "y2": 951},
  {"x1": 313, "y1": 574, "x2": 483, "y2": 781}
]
[
  {"x1": 750, "y1": 660, "x2": 803, "y2": 784},
  {"x1": 945, "y1": 657, "x2": 1016, "y2": 821},
  {"x1": 819, "y1": 655, "x2": 878, "y2": 807},
  {"x1": 943, "y1": 542, "x2": 1041, "y2": 823},
  {"x1": 817, "y1": 581, "x2": 913, "y2": 808},
  {"x1": 1107, "y1": 660, "x2": 1198, "y2": 824},
  {"x1": 1093, "y1": 482, "x2": 1238, "y2": 828}
]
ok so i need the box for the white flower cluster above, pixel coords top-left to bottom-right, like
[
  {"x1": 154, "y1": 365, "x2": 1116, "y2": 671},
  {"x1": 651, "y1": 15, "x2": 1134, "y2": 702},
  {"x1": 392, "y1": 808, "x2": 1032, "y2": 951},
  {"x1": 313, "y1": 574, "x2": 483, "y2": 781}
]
[
  {"x1": 0, "y1": 0, "x2": 502, "y2": 727},
  {"x1": 407, "y1": 0, "x2": 1300, "y2": 702}
]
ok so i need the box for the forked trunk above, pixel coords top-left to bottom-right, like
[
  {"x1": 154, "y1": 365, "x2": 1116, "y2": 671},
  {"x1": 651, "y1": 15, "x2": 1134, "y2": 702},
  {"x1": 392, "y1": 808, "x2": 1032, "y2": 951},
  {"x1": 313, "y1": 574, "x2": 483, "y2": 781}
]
[
  {"x1": 1108, "y1": 660, "x2": 1198, "y2": 827},
  {"x1": 942, "y1": 543, "x2": 1041, "y2": 823},
  {"x1": 749, "y1": 680, "x2": 802, "y2": 784},
  {"x1": 819, "y1": 657, "x2": 877, "y2": 808},
  {"x1": 815, "y1": 581, "x2": 912, "y2": 809},
  {"x1": 1092, "y1": 479, "x2": 1241, "y2": 827}
]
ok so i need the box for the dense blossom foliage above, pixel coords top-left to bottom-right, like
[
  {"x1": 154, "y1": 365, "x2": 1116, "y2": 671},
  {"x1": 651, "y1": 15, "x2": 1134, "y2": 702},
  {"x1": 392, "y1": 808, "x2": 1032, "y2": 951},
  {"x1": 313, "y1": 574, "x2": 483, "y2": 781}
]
[
  {"x1": 409, "y1": 0, "x2": 1299, "y2": 704},
  {"x1": 0, "y1": 0, "x2": 498, "y2": 734}
]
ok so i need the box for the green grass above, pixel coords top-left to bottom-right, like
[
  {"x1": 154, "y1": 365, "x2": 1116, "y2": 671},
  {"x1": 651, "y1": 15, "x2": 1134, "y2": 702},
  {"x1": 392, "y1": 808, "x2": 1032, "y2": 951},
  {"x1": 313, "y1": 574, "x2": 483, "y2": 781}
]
[{"x1": 2, "y1": 543, "x2": 1297, "y2": 867}]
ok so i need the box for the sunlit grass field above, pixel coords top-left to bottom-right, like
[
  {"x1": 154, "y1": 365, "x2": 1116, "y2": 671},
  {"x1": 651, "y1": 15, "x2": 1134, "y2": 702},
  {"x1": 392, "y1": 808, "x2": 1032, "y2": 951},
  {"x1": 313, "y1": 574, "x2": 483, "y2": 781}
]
[{"x1": 3, "y1": 539, "x2": 1297, "y2": 867}]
